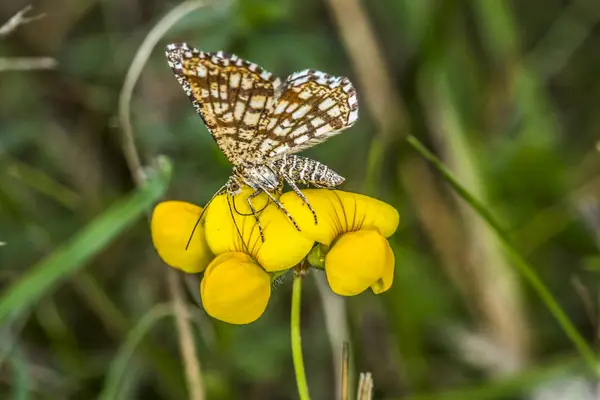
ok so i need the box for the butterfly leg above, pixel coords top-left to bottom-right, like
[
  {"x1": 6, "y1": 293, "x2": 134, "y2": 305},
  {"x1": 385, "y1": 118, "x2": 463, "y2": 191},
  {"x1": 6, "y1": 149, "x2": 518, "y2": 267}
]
[
  {"x1": 254, "y1": 185, "x2": 302, "y2": 233},
  {"x1": 246, "y1": 189, "x2": 267, "y2": 242},
  {"x1": 226, "y1": 193, "x2": 251, "y2": 253},
  {"x1": 281, "y1": 174, "x2": 318, "y2": 225}
]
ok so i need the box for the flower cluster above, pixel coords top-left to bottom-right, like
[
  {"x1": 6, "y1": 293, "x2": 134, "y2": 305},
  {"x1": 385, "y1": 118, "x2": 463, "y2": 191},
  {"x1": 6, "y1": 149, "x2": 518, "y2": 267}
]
[{"x1": 151, "y1": 187, "x2": 399, "y2": 324}]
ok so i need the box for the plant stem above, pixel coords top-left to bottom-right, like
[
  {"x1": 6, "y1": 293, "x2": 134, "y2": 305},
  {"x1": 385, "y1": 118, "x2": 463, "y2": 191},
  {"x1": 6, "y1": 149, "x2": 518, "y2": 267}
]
[
  {"x1": 117, "y1": 2, "x2": 213, "y2": 398},
  {"x1": 407, "y1": 134, "x2": 600, "y2": 376},
  {"x1": 168, "y1": 270, "x2": 204, "y2": 400},
  {"x1": 341, "y1": 342, "x2": 349, "y2": 400},
  {"x1": 291, "y1": 272, "x2": 311, "y2": 400}
]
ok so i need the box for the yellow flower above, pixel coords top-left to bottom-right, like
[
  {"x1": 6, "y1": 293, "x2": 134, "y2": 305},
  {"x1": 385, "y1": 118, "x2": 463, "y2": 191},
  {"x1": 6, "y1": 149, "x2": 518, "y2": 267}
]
[
  {"x1": 281, "y1": 190, "x2": 399, "y2": 296},
  {"x1": 200, "y1": 252, "x2": 271, "y2": 324},
  {"x1": 151, "y1": 187, "x2": 315, "y2": 324},
  {"x1": 150, "y1": 201, "x2": 213, "y2": 274},
  {"x1": 199, "y1": 186, "x2": 314, "y2": 323},
  {"x1": 151, "y1": 187, "x2": 397, "y2": 322},
  {"x1": 204, "y1": 186, "x2": 314, "y2": 272}
]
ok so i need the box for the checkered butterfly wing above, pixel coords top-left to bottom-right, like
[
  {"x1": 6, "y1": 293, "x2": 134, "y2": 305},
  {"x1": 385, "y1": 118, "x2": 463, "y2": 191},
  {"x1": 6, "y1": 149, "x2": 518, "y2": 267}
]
[
  {"x1": 165, "y1": 43, "x2": 281, "y2": 164},
  {"x1": 246, "y1": 69, "x2": 359, "y2": 163}
]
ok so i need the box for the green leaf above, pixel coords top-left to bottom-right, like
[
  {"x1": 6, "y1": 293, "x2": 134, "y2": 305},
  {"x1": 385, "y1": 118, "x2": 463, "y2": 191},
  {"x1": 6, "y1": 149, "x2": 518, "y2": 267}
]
[
  {"x1": 0, "y1": 159, "x2": 171, "y2": 327},
  {"x1": 9, "y1": 346, "x2": 30, "y2": 400}
]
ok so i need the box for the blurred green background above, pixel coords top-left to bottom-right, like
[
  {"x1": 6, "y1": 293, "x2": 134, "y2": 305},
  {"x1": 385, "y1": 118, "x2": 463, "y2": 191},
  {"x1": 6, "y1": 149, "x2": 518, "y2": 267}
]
[{"x1": 3, "y1": 0, "x2": 600, "y2": 399}]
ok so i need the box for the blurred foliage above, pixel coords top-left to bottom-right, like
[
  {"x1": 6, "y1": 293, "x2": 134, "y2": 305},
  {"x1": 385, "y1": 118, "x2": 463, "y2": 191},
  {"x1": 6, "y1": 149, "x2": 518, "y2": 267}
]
[{"x1": 2, "y1": 0, "x2": 600, "y2": 399}]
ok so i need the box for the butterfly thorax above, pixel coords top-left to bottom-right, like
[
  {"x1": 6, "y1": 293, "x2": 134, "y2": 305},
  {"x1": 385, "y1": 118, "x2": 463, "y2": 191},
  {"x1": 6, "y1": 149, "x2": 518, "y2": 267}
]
[{"x1": 233, "y1": 163, "x2": 282, "y2": 193}]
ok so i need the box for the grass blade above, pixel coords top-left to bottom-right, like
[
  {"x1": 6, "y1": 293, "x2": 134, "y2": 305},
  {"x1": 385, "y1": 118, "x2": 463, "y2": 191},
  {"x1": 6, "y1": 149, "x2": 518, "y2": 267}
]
[
  {"x1": 99, "y1": 303, "x2": 174, "y2": 400},
  {"x1": 0, "y1": 159, "x2": 171, "y2": 326},
  {"x1": 407, "y1": 135, "x2": 599, "y2": 376},
  {"x1": 9, "y1": 346, "x2": 30, "y2": 400}
]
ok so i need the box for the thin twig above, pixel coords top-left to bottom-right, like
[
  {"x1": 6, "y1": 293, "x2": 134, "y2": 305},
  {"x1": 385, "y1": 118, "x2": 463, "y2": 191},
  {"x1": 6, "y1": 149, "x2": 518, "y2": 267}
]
[
  {"x1": 0, "y1": 7, "x2": 56, "y2": 73},
  {"x1": 168, "y1": 269, "x2": 204, "y2": 400},
  {"x1": 117, "y1": 1, "x2": 218, "y2": 398},
  {"x1": 341, "y1": 342, "x2": 349, "y2": 400},
  {"x1": 0, "y1": 6, "x2": 45, "y2": 38},
  {"x1": 118, "y1": 0, "x2": 213, "y2": 186},
  {"x1": 0, "y1": 57, "x2": 56, "y2": 72},
  {"x1": 314, "y1": 272, "x2": 350, "y2": 399}
]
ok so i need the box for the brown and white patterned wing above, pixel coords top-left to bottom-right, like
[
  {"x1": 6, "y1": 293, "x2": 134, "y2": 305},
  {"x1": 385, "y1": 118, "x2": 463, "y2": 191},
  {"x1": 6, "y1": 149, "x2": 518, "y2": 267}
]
[
  {"x1": 246, "y1": 69, "x2": 358, "y2": 163},
  {"x1": 165, "y1": 43, "x2": 281, "y2": 164}
]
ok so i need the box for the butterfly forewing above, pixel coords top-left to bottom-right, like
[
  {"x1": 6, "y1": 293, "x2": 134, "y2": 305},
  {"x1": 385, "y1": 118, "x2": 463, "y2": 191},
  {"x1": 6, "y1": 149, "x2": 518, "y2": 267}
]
[
  {"x1": 165, "y1": 43, "x2": 281, "y2": 164},
  {"x1": 165, "y1": 44, "x2": 358, "y2": 166},
  {"x1": 246, "y1": 69, "x2": 359, "y2": 163}
]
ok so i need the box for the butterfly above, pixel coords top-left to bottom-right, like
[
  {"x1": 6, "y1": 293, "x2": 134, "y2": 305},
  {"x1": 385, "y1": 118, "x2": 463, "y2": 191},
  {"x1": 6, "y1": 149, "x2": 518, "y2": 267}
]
[{"x1": 165, "y1": 43, "x2": 359, "y2": 242}]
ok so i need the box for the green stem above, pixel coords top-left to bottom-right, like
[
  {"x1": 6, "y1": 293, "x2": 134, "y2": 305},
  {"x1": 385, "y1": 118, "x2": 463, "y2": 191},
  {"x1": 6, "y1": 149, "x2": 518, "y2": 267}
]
[
  {"x1": 291, "y1": 272, "x2": 311, "y2": 400},
  {"x1": 407, "y1": 134, "x2": 600, "y2": 377}
]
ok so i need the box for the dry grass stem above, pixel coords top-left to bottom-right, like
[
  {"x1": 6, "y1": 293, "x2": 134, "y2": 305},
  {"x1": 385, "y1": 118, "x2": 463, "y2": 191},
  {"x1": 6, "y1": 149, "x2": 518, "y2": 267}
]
[
  {"x1": 117, "y1": 1, "x2": 218, "y2": 398},
  {"x1": 314, "y1": 272, "x2": 350, "y2": 399},
  {"x1": 571, "y1": 276, "x2": 599, "y2": 341},
  {"x1": 118, "y1": 0, "x2": 214, "y2": 186},
  {"x1": 0, "y1": 5, "x2": 45, "y2": 38},
  {"x1": 356, "y1": 372, "x2": 373, "y2": 400},
  {"x1": 341, "y1": 342, "x2": 349, "y2": 400},
  {"x1": 0, "y1": 7, "x2": 56, "y2": 73},
  {"x1": 424, "y1": 85, "x2": 530, "y2": 372},
  {"x1": 0, "y1": 57, "x2": 56, "y2": 72},
  {"x1": 168, "y1": 269, "x2": 204, "y2": 400},
  {"x1": 323, "y1": 0, "x2": 404, "y2": 137},
  {"x1": 323, "y1": 0, "x2": 475, "y2": 388}
]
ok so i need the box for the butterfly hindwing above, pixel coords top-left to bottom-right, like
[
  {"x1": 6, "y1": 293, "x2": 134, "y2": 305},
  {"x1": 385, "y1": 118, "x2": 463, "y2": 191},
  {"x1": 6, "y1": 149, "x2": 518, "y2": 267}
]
[{"x1": 245, "y1": 69, "x2": 359, "y2": 163}]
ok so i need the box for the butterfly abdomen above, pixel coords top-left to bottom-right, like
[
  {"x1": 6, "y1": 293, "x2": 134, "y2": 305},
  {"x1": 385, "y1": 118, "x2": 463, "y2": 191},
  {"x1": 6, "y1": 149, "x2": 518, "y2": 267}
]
[{"x1": 271, "y1": 155, "x2": 344, "y2": 188}]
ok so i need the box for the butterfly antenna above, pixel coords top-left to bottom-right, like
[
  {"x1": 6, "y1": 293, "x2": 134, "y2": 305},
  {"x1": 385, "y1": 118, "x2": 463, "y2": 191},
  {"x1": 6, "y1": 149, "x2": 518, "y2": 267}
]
[
  {"x1": 184, "y1": 184, "x2": 227, "y2": 251},
  {"x1": 185, "y1": 208, "x2": 206, "y2": 251}
]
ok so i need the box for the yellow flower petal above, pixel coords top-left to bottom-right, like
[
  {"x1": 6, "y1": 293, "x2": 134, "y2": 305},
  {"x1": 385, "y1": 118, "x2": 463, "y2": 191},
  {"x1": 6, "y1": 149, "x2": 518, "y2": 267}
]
[
  {"x1": 200, "y1": 252, "x2": 271, "y2": 324},
  {"x1": 280, "y1": 190, "x2": 399, "y2": 245},
  {"x1": 370, "y1": 240, "x2": 395, "y2": 294},
  {"x1": 151, "y1": 201, "x2": 213, "y2": 273},
  {"x1": 205, "y1": 187, "x2": 314, "y2": 272},
  {"x1": 324, "y1": 230, "x2": 389, "y2": 296}
]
